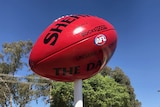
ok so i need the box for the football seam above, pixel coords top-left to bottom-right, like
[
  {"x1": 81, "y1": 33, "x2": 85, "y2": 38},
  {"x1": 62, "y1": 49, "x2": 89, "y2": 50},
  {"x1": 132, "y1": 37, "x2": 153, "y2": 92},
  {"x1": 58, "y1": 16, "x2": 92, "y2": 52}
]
[{"x1": 36, "y1": 29, "x2": 115, "y2": 66}]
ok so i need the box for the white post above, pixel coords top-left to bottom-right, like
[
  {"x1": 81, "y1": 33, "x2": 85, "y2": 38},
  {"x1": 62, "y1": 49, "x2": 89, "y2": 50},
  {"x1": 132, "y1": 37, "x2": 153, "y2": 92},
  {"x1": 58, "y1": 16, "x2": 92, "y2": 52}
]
[{"x1": 74, "y1": 79, "x2": 83, "y2": 107}]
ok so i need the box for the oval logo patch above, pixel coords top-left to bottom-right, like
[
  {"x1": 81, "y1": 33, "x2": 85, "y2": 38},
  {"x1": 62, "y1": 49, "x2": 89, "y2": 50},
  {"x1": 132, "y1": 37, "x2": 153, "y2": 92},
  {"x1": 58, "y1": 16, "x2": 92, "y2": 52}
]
[{"x1": 94, "y1": 34, "x2": 107, "y2": 46}]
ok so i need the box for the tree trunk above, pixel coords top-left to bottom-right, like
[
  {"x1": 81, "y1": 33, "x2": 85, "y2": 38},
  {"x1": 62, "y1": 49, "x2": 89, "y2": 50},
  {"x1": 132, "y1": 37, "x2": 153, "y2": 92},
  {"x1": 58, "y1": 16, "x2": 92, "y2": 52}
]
[{"x1": 9, "y1": 94, "x2": 12, "y2": 107}]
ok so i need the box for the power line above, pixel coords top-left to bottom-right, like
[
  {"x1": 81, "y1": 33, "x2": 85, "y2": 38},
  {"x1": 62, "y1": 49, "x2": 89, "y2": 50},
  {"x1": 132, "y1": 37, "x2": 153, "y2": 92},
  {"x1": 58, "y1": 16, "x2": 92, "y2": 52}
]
[
  {"x1": 0, "y1": 73, "x2": 51, "y2": 86},
  {"x1": 0, "y1": 73, "x2": 50, "y2": 80},
  {"x1": 0, "y1": 79, "x2": 48, "y2": 85}
]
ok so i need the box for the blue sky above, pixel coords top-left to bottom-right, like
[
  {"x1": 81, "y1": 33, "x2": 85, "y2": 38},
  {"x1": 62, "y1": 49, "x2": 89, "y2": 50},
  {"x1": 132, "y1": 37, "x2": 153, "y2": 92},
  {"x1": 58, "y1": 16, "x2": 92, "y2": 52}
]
[{"x1": 0, "y1": 0, "x2": 160, "y2": 107}]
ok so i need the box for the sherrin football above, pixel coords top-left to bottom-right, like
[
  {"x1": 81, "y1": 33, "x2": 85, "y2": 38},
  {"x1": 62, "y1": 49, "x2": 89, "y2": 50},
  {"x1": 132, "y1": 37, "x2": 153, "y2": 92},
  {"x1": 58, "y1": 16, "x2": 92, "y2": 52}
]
[{"x1": 29, "y1": 14, "x2": 117, "y2": 82}]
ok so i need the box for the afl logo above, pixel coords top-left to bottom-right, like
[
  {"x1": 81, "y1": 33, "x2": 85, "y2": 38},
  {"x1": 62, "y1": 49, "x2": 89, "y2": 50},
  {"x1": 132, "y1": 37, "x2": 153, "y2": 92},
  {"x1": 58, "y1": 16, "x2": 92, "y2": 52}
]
[{"x1": 94, "y1": 34, "x2": 107, "y2": 46}]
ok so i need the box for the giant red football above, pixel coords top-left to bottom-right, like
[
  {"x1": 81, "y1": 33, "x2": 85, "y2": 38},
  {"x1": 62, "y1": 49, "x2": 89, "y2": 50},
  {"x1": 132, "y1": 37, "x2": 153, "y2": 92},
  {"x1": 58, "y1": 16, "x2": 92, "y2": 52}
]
[{"x1": 29, "y1": 14, "x2": 117, "y2": 82}]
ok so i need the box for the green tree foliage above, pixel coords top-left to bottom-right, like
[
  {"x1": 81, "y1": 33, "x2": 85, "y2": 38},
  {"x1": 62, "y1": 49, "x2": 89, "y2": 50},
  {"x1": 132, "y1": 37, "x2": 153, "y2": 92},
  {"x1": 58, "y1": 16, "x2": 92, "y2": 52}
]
[
  {"x1": 0, "y1": 41, "x2": 51, "y2": 107},
  {"x1": 101, "y1": 66, "x2": 142, "y2": 107},
  {"x1": 51, "y1": 82, "x2": 74, "y2": 107},
  {"x1": 0, "y1": 40, "x2": 33, "y2": 107},
  {"x1": 50, "y1": 67, "x2": 142, "y2": 107},
  {"x1": 51, "y1": 74, "x2": 132, "y2": 107},
  {"x1": 83, "y1": 74, "x2": 130, "y2": 107},
  {"x1": 0, "y1": 41, "x2": 32, "y2": 74}
]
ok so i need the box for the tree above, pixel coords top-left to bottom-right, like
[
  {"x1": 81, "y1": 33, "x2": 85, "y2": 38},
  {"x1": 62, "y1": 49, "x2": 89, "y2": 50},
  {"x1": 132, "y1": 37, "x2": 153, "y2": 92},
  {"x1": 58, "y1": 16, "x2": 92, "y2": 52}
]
[
  {"x1": 0, "y1": 41, "x2": 51, "y2": 107},
  {"x1": 50, "y1": 82, "x2": 74, "y2": 107},
  {"x1": 101, "y1": 66, "x2": 142, "y2": 107},
  {"x1": 50, "y1": 74, "x2": 131, "y2": 107},
  {"x1": 0, "y1": 40, "x2": 33, "y2": 107},
  {"x1": 83, "y1": 74, "x2": 131, "y2": 107}
]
